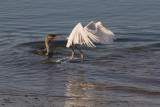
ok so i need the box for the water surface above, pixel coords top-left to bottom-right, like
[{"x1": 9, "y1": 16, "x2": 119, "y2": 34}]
[{"x1": 0, "y1": 0, "x2": 160, "y2": 106}]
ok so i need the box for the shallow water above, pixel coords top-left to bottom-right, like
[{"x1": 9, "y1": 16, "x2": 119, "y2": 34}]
[{"x1": 0, "y1": 0, "x2": 160, "y2": 106}]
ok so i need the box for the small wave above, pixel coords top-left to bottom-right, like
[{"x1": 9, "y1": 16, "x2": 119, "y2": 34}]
[
  {"x1": 150, "y1": 42, "x2": 160, "y2": 47},
  {"x1": 17, "y1": 40, "x2": 67, "y2": 47},
  {"x1": 114, "y1": 86, "x2": 160, "y2": 95},
  {"x1": 116, "y1": 38, "x2": 155, "y2": 42}
]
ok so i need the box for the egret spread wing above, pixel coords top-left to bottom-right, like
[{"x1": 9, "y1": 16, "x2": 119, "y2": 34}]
[
  {"x1": 66, "y1": 21, "x2": 115, "y2": 48},
  {"x1": 66, "y1": 23, "x2": 98, "y2": 47}
]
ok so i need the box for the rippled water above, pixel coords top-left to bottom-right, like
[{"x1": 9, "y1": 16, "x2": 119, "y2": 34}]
[{"x1": 0, "y1": 0, "x2": 160, "y2": 106}]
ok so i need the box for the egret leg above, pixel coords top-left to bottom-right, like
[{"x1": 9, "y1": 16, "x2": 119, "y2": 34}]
[
  {"x1": 71, "y1": 46, "x2": 75, "y2": 58},
  {"x1": 75, "y1": 45, "x2": 84, "y2": 61}
]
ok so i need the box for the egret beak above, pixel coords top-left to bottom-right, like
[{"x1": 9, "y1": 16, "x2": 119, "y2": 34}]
[{"x1": 52, "y1": 35, "x2": 62, "y2": 39}]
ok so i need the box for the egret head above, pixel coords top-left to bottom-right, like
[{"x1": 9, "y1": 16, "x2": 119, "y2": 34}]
[{"x1": 46, "y1": 34, "x2": 61, "y2": 42}]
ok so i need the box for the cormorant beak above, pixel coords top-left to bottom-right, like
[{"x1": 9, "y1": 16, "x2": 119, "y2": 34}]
[{"x1": 51, "y1": 35, "x2": 62, "y2": 39}]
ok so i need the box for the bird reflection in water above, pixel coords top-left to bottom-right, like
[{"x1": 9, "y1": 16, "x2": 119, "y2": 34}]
[
  {"x1": 64, "y1": 71, "x2": 113, "y2": 107},
  {"x1": 64, "y1": 71, "x2": 93, "y2": 107}
]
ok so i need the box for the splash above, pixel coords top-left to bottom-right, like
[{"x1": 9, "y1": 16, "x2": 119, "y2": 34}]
[{"x1": 56, "y1": 56, "x2": 77, "y2": 64}]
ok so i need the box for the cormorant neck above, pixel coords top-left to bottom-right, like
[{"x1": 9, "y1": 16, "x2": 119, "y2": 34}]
[{"x1": 45, "y1": 37, "x2": 50, "y2": 55}]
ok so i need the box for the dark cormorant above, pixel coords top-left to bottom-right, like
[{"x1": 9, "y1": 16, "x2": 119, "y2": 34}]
[{"x1": 36, "y1": 34, "x2": 61, "y2": 55}]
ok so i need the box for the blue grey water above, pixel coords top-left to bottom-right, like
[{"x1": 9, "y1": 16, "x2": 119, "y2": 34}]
[{"x1": 0, "y1": 0, "x2": 160, "y2": 106}]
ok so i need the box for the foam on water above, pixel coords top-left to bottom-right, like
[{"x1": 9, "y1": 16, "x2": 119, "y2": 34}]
[{"x1": 56, "y1": 56, "x2": 77, "y2": 64}]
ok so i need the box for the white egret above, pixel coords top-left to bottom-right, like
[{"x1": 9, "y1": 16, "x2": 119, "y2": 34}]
[
  {"x1": 66, "y1": 21, "x2": 115, "y2": 61},
  {"x1": 35, "y1": 34, "x2": 61, "y2": 55}
]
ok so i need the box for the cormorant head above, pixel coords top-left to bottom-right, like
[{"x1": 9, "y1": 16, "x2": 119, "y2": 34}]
[{"x1": 46, "y1": 34, "x2": 61, "y2": 42}]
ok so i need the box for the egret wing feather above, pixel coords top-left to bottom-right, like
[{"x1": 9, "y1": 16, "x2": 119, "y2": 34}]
[
  {"x1": 84, "y1": 21, "x2": 100, "y2": 43},
  {"x1": 66, "y1": 23, "x2": 96, "y2": 48},
  {"x1": 95, "y1": 22, "x2": 115, "y2": 44}
]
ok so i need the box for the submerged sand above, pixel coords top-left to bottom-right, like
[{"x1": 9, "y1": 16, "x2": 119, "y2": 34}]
[{"x1": 0, "y1": 94, "x2": 159, "y2": 107}]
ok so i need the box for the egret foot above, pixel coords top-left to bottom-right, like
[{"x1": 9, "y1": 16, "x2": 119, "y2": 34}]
[
  {"x1": 45, "y1": 53, "x2": 49, "y2": 56},
  {"x1": 81, "y1": 53, "x2": 84, "y2": 61},
  {"x1": 72, "y1": 52, "x2": 75, "y2": 58}
]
